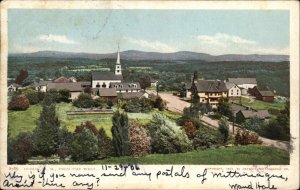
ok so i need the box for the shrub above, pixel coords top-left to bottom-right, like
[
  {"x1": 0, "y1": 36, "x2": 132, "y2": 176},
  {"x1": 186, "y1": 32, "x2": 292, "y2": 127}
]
[
  {"x1": 7, "y1": 138, "x2": 16, "y2": 164},
  {"x1": 37, "y1": 91, "x2": 45, "y2": 102},
  {"x1": 218, "y1": 118, "x2": 229, "y2": 143},
  {"x1": 59, "y1": 89, "x2": 71, "y2": 103},
  {"x1": 73, "y1": 93, "x2": 96, "y2": 108},
  {"x1": 139, "y1": 97, "x2": 153, "y2": 112},
  {"x1": 75, "y1": 121, "x2": 98, "y2": 136},
  {"x1": 128, "y1": 121, "x2": 151, "y2": 156},
  {"x1": 234, "y1": 129, "x2": 262, "y2": 145},
  {"x1": 193, "y1": 125, "x2": 223, "y2": 149},
  {"x1": 181, "y1": 120, "x2": 197, "y2": 140},
  {"x1": 107, "y1": 100, "x2": 113, "y2": 109},
  {"x1": 98, "y1": 128, "x2": 113, "y2": 159},
  {"x1": 70, "y1": 128, "x2": 99, "y2": 161},
  {"x1": 111, "y1": 111, "x2": 130, "y2": 157},
  {"x1": 13, "y1": 132, "x2": 33, "y2": 164},
  {"x1": 153, "y1": 96, "x2": 166, "y2": 111},
  {"x1": 124, "y1": 98, "x2": 142, "y2": 113},
  {"x1": 22, "y1": 88, "x2": 39, "y2": 105},
  {"x1": 33, "y1": 104, "x2": 60, "y2": 158},
  {"x1": 218, "y1": 97, "x2": 234, "y2": 121},
  {"x1": 8, "y1": 95, "x2": 30, "y2": 111},
  {"x1": 147, "y1": 114, "x2": 192, "y2": 154},
  {"x1": 178, "y1": 107, "x2": 201, "y2": 128}
]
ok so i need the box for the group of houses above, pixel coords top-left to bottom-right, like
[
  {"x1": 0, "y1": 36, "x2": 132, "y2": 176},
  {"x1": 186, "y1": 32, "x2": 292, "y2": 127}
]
[
  {"x1": 184, "y1": 77, "x2": 275, "y2": 108},
  {"x1": 8, "y1": 48, "x2": 148, "y2": 101}
]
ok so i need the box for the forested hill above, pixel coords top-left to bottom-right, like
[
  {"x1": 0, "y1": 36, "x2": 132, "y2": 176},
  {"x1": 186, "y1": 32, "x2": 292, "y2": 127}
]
[{"x1": 10, "y1": 50, "x2": 289, "y2": 62}]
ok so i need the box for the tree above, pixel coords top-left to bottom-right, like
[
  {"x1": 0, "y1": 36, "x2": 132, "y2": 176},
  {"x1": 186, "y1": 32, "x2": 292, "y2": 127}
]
[
  {"x1": 75, "y1": 121, "x2": 98, "y2": 136},
  {"x1": 33, "y1": 104, "x2": 60, "y2": 157},
  {"x1": 218, "y1": 97, "x2": 233, "y2": 121},
  {"x1": 111, "y1": 111, "x2": 130, "y2": 157},
  {"x1": 8, "y1": 95, "x2": 30, "y2": 111},
  {"x1": 13, "y1": 132, "x2": 33, "y2": 164},
  {"x1": 153, "y1": 96, "x2": 166, "y2": 111},
  {"x1": 107, "y1": 100, "x2": 113, "y2": 109},
  {"x1": 242, "y1": 116, "x2": 265, "y2": 133},
  {"x1": 193, "y1": 125, "x2": 223, "y2": 149},
  {"x1": 128, "y1": 121, "x2": 151, "y2": 156},
  {"x1": 277, "y1": 101, "x2": 289, "y2": 135},
  {"x1": 22, "y1": 88, "x2": 39, "y2": 105},
  {"x1": 42, "y1": 89, "x2": 60, "y2": 105},
  {"x1": 218, "y1": 118, "x2": 229, "y2": 143},
  {"x1": 73, "y1": 93, "x2": 96, "y2": 108},
  {"x1": 84, "y1": 86, "x2": 92, "y2": 94},
  {"x1": 139, "y1": 75, "x2": 151, "y2": 89},
  {"x1": 181, "y1": 121, "x2": 197, "y2": 140},
  {"x1": 261, "y1": 119, "x2": 289, "y2": 141},
  {"x1": 57, "y1": 126, "x2": 72, "y2": 160},
  {"x1": 98, "y1": 128, "x2": 113, "y2": 159},
  {"x1": 70, "y1": 128, "x2": 99, "y2": 161},
  {"x1": 59, "y1": 89, "x2": 71, "y2": 102},
  {"x1": 14, "y1": 69, "x2": 28, "y2": 85},
  {"x1": 234, "y1": 129, "x2": 262, "y2": 145}
]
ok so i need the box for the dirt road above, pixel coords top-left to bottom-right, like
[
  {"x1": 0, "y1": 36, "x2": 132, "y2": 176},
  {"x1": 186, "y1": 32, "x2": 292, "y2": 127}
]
[{"x1": 154, "y1": 91, "x2": 289, "y2": 152}]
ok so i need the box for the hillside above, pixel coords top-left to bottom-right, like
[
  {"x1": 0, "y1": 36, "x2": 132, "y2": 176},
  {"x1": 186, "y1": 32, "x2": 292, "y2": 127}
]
[{"x1": 10, "y1": 50, "x2": 289, "y2": 62}]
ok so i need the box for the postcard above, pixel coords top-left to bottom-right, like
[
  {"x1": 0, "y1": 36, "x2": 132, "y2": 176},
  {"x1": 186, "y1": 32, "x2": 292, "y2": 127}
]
[{"x1": 0, "y1": 0, "x2": 299, "y2": 189}]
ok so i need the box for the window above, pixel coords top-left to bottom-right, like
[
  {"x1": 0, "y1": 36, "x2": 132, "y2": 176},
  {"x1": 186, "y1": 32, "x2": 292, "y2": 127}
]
[
  {"x1": 102, "y1": 83, "x2": 106, "y2": 88},
  {"x1": 96, "y1": 82, "x2": 100, "y2": 88}
]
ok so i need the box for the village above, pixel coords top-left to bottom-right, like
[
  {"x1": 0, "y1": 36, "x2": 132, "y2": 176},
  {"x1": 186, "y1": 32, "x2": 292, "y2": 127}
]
[{"x1": 7, "y1": 47, "x2": 289, "y2": 164}]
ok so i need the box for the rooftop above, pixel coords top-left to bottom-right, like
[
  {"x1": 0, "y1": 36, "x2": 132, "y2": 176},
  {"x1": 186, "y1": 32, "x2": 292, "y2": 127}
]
[
  {"x1": 194, "y1": 80, "x2": 227, "y2": 92},
  {"x1": 228, "y1": 78, "x2": 257, "y2": 85},
  {"x1": 92, "y1": 72, "x2": 123, "y2": 81}
]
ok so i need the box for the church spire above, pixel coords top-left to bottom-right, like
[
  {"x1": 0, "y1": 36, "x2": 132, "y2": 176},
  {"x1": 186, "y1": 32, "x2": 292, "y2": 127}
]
[
  {"x1": 116, "y1": 44, "x2": 120, "y2": 65},
  {"x1": 115, "y1": 44, "x2": 122, "y2": 75}
]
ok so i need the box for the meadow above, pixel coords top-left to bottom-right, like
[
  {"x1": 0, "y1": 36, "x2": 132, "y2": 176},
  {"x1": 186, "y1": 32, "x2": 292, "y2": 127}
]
[{"x1": 233, "y1": 97, "x2": 285, "y2": 110}]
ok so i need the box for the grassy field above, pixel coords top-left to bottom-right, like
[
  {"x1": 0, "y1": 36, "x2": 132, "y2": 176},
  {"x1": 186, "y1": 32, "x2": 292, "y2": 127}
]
[
  {"x1": 62, "y1": 145, "x2": 289, "y2": 165},
  {"x1": 8, "y1": 103, "x2": 181, "y2": 138},
  {"x1": 233, "y1": 97, "x2": 285, "y2": 110}
]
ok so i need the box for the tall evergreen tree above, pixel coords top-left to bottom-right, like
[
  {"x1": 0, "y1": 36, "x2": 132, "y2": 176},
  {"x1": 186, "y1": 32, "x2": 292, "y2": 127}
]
[
  {"x1": 33, "y1": 104, "x2": 60, "y2": 157},
  {"x1": 111, "y1": 111, "x2": 129, "y2": 157}
]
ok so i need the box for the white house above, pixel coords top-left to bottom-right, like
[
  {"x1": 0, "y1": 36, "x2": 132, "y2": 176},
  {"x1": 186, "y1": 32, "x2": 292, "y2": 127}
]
[
  {"x1": 110, "y1": 82, "x2": 141, "y2": 93},
  {"x1": 7, "y1": 83, "x2": 22, "y2": 92},
  {"x1": 150, "y1": 79, "x2": 159, "y2": 87},
  {"x1": 225, "y1": 82, "x2": 241, "y2": 98},
  {"x1": 228, "y1": 78, "x2": 257, "y2": 90}
]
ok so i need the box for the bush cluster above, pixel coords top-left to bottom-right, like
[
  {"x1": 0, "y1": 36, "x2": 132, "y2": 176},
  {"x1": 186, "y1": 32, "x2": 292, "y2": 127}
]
[
  {"x1": 73, "y1": 93, "x2": 99, "y2": 108},
  {"x1": 8, "y1": 95, "x2": 30, "y2": 111},
  {"x1": 124, "y1": 97, "x2": 153, "y2": 113},
  {"x1": 147, "y1": 114, "x2": 192, "y2": 154},
  {"x1": 128, "y1": 121, "x2": 151, "y2": 156},
  {"x1": 193, "y1": 125, "x2": 223, "y2": 149},
  {"x1": 234, "y1": 129, "x2": 262, "y2": 145}
]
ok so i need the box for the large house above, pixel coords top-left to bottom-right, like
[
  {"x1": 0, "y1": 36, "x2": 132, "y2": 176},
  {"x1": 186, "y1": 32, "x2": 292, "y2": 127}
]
[
  {"x1": 187, "y1": 79, "x2": 228, "y2": 108},
  {"x1": 228, "y1": 78, "x2": 257, "y2": 95},
  {"x1": 248, "y1": 86, "x2": 274, "y2": 102},
  {"x1": 225, "y1": 82, "x2": 241, "y2": 98}
]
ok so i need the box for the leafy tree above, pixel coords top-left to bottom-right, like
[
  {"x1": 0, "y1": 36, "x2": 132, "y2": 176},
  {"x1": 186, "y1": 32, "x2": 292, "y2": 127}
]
[
  {"x1": 181, "y1": 120, "x2": 197, "y2": 140},
  {"x1": 128, "y1": 121, "x2": 151, "y2": 156},
  {"x1": 13, "y1": 132, "x2": 33, "y2": 164},
  {"x1": 139, "y1": 74, "x2": 151, "y2": 89},
  {"x1": 73, "y1": 93, "x2": 96, "y2": 108},
  {"x1": 242, "y1": 116, "x2": 265, "y2": 133},
  {"x1": 261, "y1": 119, "x2": 289, "y2": 141},
  {"x1": 153, "y1": 96, "x2": 166, "y2": 111},
  {"x1": 147, "y1": 114, "x2": 192, "y2": 154},
  {"x1": 59, "y1": 89, "x2": 71, "y2": 102},
  {"x1": 8, "y1": 95, "x2": 30, "y2": 111},
  {"x1": 42, "y1": 89, "x2": 60, "y2": 105},
  {"x1": 84, "y1": 86, "x2": 92, "y2": 94},
  {"x1": 14, "y1": 69, "x2": 28, "y2": 85},
  {"x1": 218, "y1": 118, "x2": 229, "y2": 143},
  {"x1": 217, "y1": 97, "x2": 233, "y2": 121},
  {"x1": 277, "y1": 101, "x2": 289, "y2": 135},
  {"x1": 107, "y1": 100, "x2": 113, "y2": 109},
  {"x1": 70, "y1": 128, "x2": 99, "y2": 161},
  {"x1": 22, "y1": 88, "x2": 39, "y2": 105},
  {"x1": 111, "y1": 111, "x2": 130, "y2": 157},
  {"x1": 33, "y1": 104, "x2": 60, "y2": 157},
  {"x1": 98, "y1": 128, "x2": 113, "y2": 159},
  {"x1": 7, "y1": 138, "x2": 16, "y2": 164}
]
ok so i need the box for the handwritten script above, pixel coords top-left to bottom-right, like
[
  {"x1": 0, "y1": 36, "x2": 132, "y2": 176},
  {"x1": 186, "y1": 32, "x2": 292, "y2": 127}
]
[{"x1": 2, "y1": 165, "x2": 288, "y2": 189}]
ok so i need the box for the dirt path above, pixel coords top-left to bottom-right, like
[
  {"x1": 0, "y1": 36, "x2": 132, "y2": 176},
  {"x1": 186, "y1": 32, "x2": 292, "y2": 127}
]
[{"x1": 154, "y1": 91, "x2": 289, "y2": 152}]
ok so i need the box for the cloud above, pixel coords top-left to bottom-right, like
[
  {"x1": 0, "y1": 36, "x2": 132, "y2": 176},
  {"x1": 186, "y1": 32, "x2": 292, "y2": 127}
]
[
  {"x1": 126, "y1": 38, "x2": 177, "y2": 53},
  {"x1": 195, "y1": 33, "x2": 288, "y2": 55},
  {"x1": 37, "y1": 34, "x2": 79, "y2": 44}
]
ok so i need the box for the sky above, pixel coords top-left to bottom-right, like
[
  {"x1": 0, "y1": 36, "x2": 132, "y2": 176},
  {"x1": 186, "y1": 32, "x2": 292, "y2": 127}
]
[{"x1": 8, "y1": 9, "x2": 289, "y2": 55}]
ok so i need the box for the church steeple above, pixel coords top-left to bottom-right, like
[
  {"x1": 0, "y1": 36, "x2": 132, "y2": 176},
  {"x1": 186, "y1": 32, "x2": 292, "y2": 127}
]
[{"x1": 115, "y1": 44, "x2": 122, "y2": 75}]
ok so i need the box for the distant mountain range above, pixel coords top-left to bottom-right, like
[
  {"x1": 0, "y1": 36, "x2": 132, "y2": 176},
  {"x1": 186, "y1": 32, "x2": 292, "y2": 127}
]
[{"x1": 10, "y1": 50, "x2": 289, "y2": 62}]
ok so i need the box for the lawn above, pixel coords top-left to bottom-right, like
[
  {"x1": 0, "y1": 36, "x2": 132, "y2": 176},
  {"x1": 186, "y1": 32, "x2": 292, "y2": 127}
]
[
  {"x1": 63, "y1": 145, "x2": 289, "y2": 165},
  {"x1": 233, "y1": 97, "x2": 285, "y2": 110},
  {"x1": 8, "y1": 103, "x2": 180, "y2": 138}
]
